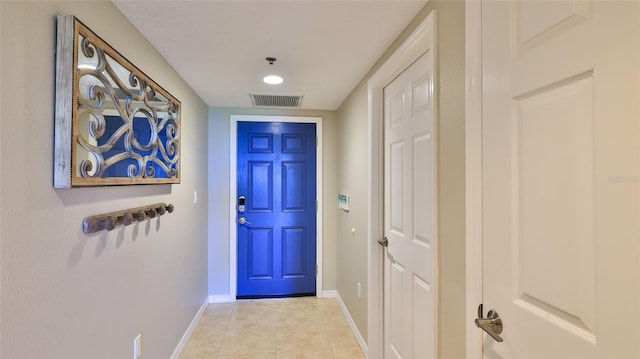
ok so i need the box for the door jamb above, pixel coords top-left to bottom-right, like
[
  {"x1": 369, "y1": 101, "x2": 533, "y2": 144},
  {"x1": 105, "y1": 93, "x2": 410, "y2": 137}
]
[
  {"x1": 229, "y1": 115, "x2": 324, "y2": 299},
  {"x1": 367, "y1": 12, "x2": 436, "y2": 358},
  {"x1": 465, "y1": 0, "x2": 483, "y2": 357}
]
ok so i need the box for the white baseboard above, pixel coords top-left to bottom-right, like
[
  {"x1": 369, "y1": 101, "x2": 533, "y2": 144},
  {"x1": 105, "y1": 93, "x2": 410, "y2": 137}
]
[
  {"x1": 208, "y1": 294, "x2": 235, "y2": 303},
  {"x1": 169, "y1": 298, "x2": 208, "y2": 359},
  {"x1": 336, "y1": 292, "x2": 368, "y2": 358},
  {"x1": 321, "y1": 289, "x2": 337, "y2": 298}
]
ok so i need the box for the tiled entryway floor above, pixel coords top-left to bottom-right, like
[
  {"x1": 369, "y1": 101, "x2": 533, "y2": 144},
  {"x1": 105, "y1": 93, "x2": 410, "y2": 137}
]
[{"x1": 179, "y1": 297, "x2": 366, "y2": 359}]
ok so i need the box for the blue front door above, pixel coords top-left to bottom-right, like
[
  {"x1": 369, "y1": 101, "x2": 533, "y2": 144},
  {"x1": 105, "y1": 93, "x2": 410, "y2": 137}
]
[{"x1": 237, "y1": 121, "x2": 317, "y2": 298}]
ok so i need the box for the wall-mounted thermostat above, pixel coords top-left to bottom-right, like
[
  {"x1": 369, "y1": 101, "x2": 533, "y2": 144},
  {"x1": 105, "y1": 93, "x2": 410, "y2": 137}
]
[{"x1": 337, "y1": 194, "x2": 350, "y2": 212}]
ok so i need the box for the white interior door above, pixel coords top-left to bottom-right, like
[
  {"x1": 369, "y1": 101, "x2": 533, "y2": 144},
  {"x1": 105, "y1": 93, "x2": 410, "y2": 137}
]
[
  {"x1": 383, "y1": 48, "x2": 436, "y2": 358},
  {"x1": 481, "y1": 1, "x2": 640, "y2": 357}
]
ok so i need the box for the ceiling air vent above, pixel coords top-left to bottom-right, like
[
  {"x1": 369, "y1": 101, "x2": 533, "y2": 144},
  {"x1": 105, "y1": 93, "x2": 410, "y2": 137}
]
[{"x1": 250, "y1": 94, "x2": 303, "y2": 108}]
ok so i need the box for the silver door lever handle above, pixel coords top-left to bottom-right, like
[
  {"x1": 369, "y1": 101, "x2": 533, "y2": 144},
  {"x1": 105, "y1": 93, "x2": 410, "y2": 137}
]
[
  {"x1": 377, "y1": 236, "x2": 389, "y2": 247},
  {"x1": 475, "y1": 304, "x2": 504, "y2": 342},
  {"x1": 239, "y1": 217, "x2": 251, "y2": 225}
]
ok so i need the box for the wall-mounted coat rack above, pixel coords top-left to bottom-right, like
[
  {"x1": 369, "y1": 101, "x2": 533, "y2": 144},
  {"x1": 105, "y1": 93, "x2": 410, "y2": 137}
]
[{"x1": 82, "y1": 203, "x2": 174, "y2": 234}]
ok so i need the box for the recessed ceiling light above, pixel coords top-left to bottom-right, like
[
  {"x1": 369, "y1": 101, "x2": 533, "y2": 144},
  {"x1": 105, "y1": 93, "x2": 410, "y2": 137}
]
[{"x1": 263, "y1": 75, "x2": 284, "y2": 85}]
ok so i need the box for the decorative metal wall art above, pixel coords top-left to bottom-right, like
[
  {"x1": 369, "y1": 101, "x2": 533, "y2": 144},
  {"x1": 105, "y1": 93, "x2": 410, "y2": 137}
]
[{"x1": 54, "y1": 15, "x2": 181, "y2": 187}]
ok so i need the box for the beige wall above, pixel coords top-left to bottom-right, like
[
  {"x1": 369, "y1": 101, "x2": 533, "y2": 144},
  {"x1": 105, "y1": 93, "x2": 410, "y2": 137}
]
[
  {"x1": 0, "y1": 1, "x2": 209, "y2": 358},
  {"x1": 335, "y1": 1, "x2": 466, "y2": 356},
  {"x1": 335, "y1": 82, "x2": 370, "y2": 340},
  {"x1": 430, "y1": 2, "x2": 466, "y2": 357},
  {"x1": 208, "y1": 107, "x2": 338, "y2": 296}
]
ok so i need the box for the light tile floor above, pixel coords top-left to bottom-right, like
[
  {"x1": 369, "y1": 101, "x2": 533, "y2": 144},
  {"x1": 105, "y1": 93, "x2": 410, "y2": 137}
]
[{"x1": 179, "y1": 297, "x2": 366, "y2": 359}]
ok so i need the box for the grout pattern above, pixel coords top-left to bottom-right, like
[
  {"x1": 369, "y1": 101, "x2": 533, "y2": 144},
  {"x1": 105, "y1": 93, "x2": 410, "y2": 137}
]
[{"x1": 179, "y1": 297, "x2": 365, "y2": 359}]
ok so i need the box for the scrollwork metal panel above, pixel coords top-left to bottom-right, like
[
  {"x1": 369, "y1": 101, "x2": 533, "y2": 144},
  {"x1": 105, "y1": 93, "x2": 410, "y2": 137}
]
[{"x1": 54, "y1": 15, "x2": 181, "y2": 187}]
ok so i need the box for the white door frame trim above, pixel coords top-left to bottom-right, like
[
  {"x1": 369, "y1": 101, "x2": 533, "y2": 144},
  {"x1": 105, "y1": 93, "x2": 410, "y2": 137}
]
[
  {"x1": 229, "y1": 115, "x2": 324, "y2": 299},
  {"x1": 465, "y1": 1, "x2": 483, "y2": 357},
  {"x1": 367, "y1": 12, "x2": 436, "y2": 358}
]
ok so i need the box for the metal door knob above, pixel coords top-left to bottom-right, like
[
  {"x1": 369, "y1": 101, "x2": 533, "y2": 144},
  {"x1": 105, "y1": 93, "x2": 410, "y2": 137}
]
[
  {"x1": 475, "y1": 304, "x2": 504, "y2": 342},
  {"x1": 239, "y1": 217, "x2": 251, "y2": 225},
  {"x1": 378, "y1": 236, "x2": 389, "y2": 247}
]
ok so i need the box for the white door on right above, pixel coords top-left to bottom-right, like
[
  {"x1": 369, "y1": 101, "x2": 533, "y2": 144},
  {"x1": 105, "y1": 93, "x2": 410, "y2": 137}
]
[
  {"x1": 482, "y1": 1, "x2": 640, "y2": 357},
  {"x1": 383, "y1": 17, "x2": 435, "y2": 358}
]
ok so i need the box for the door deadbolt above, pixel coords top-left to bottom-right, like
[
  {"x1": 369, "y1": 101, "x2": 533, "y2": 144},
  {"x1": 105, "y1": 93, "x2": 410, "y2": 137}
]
[{"x1": 238, "y1": 196, "x2": 246, "y2": 213}]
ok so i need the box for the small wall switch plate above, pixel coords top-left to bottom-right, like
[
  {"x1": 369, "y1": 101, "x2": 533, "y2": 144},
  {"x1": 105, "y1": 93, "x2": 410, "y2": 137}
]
[
  {"x1": 193, "y1": 190, "x2": 198, "y2": 204},
  {"x1": 133, "y1": 334, "x2": 142, "y2": 359},
  {"x1": 357, "y1": 282, "x2": 362, "y2": 299}
]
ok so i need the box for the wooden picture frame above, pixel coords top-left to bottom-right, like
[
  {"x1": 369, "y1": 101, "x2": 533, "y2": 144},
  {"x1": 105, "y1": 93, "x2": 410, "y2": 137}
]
[{"x1": 54, "y1": 15, "x2": 181, "y2": 188}]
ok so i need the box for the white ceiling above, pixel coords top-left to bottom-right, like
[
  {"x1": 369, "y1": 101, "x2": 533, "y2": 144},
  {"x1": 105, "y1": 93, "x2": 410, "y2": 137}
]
[{"x1": 112, "y1": 0, "x2": 427, "y2": 110}]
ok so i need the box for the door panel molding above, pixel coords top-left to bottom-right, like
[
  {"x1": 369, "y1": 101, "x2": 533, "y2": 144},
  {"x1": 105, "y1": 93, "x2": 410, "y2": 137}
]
[{"x1": 230, "y1": 115, "x2": 323, "y2": 299}]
